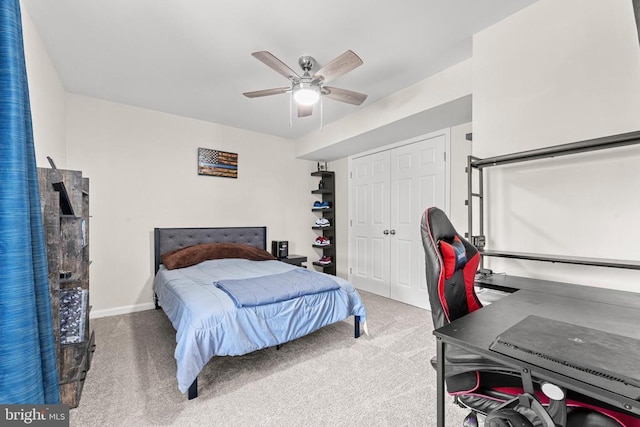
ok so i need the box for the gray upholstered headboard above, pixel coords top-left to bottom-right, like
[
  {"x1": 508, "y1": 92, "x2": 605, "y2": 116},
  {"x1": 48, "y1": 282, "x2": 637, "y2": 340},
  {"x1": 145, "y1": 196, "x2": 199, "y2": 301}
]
[{"x1": 154, "y1": 226, "x2": 267, "y2": 273}]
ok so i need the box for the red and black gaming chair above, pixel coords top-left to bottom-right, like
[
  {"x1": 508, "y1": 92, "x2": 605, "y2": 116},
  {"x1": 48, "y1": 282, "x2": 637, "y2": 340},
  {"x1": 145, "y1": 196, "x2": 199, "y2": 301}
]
[{"x1": 420, "y1": 206, "x2": 640, "y2": 427}]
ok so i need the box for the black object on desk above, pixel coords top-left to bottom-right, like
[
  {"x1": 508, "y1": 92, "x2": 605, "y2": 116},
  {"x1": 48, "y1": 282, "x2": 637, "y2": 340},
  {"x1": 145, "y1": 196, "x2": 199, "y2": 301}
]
[
  {"x1": 490, "y1": 315, "x2": 640, "y2": 400},
  {"x1": 272, "y1": 240, "x2": 288, "y2": 258}
]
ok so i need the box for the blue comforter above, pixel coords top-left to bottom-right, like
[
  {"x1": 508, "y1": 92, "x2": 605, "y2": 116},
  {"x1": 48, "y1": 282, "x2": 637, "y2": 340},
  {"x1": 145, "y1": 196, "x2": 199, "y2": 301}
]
[
  {"x1": 215, "y1": 268, "x2": 340, "y2": 307},
  {"x1": 153, "y1": 259, "x2": 366, "y2": 393}
]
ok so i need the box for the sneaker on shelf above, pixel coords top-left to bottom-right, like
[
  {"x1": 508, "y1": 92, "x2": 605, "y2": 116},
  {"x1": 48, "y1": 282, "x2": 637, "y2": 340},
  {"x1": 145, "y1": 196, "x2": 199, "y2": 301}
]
[
  {"x1": 318, "y1": 256, "x2": 332, "y2": 265},
  {"x1": 319, "y1": 201, "x2": 330, "y2": 209},
  {"x1": 313, "y1": 201, "x2": 322, "y2": 208},
  {"x1": 314, "y1": 236, "x2": 331, "y2": 246},
  {"x1": 315, "y1": 218, "x2": 330, "y2": 227}
]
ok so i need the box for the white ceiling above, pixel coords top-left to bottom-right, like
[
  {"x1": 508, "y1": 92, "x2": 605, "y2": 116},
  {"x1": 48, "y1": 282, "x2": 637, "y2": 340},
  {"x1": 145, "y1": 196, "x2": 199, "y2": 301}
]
[{"x1": 22, "y1": 0, "x2": 537, "y2": 140}]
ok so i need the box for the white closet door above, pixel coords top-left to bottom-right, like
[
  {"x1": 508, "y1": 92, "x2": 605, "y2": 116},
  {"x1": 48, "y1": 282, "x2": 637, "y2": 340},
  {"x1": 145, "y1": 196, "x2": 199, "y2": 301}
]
[
  {"x1": 389, "y1": 134, "x2": 446, "y2": 309},
  {"x1": 350, "y1": 151, "x2": 391, "y2": 297}
]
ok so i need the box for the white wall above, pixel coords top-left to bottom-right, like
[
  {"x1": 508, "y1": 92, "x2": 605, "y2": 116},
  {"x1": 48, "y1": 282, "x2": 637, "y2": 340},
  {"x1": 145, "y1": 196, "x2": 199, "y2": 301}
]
[
  {"x1": 21, "y1": 4, "x2": 66, "y2": 168},
  {"x1": 21, "y1": 1, "x2": 331, "y2": 316},
  {"x1": 65, "y1": 94, "x2": 317, "y2": 316},
  {"x1": 473, "y1": 0, "x2": 640, "y2": 292}
]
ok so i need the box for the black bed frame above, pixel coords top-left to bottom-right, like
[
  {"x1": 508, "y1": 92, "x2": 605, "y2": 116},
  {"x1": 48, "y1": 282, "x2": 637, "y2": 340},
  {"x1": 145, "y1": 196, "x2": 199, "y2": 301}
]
[{"x1": 153, "y1": 226, "x2": 361, "y2": 400}]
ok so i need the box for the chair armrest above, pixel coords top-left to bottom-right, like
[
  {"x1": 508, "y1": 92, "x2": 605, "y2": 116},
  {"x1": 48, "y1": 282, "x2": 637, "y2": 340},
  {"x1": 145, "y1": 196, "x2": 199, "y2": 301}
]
[
  {"x1": 431, "y1": 347, "x2": 518, "y2": 374},
  {"x1": 445, "y1": 347, "x2": 492, "y2": 364},
  {"x1": 431, "y1": 346, "x2": 539, "y2": 395}
]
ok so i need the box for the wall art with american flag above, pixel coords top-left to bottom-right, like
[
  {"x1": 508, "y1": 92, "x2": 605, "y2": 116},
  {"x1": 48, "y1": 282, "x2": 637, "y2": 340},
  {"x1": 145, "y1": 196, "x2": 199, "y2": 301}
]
[{"x1": 198, "y1": 148, "x2": 238, "y2": 178}]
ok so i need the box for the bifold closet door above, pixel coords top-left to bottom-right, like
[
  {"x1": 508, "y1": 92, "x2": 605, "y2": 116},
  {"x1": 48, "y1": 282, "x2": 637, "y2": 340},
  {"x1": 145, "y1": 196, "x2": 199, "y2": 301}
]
[
  {"x1": 350, "y1": 134, "x2": 446, "y2": 309},
  {"x1": 389, "y1": 135, "x2": 446, "y2": 309},
  {"x1": 351, "y1": 150, "x2": 392, "y2": 297}
]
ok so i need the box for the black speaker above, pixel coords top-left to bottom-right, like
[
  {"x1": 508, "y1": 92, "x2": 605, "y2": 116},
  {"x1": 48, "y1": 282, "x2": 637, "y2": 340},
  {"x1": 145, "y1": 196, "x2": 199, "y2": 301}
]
[{"x1": 271, "y1": 241, "x2": 288, "y2": 258}]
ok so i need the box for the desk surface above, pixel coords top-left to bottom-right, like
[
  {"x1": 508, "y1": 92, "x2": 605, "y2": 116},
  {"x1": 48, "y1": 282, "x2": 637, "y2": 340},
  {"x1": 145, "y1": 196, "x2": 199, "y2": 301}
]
[
  {"x1": 475, "y1": 274, "x2": 640, "y2": 309},
  {"x1": 434, "y1": 287, "x2": 640, "y2": 416}
]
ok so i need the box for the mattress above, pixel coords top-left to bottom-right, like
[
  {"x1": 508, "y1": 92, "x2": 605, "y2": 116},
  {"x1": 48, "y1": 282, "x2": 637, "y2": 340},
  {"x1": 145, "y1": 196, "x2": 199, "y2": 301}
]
[{"x1": 153, "y1": 258, "x2": 367, "y2": 393}]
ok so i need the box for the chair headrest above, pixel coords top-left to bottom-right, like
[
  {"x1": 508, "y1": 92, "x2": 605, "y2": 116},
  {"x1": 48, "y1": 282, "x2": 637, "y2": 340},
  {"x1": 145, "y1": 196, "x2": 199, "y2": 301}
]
[
  {"x1": 439, "y1": 236, "x2": 467, "y2": 279},
  {"x1": 425, "y1": 206, "x2": 458, "y2": 243}
]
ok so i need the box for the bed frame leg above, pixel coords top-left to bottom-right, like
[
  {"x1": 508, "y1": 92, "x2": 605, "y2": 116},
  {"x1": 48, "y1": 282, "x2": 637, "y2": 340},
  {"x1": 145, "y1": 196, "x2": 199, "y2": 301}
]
[
  {"x1": 354, "y1": 315, "x2": 361, "y2": 338},
  {"x1": 154, "y1": 292, "x2": 161, "y2": 309},
  {"x1": 188, "y1": 377, "x2": 198, "y2": 400}
]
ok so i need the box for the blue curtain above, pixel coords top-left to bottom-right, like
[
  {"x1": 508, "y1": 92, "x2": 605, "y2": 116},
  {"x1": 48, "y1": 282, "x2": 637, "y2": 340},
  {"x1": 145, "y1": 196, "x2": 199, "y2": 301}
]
[{"x1": 0, "y1": 1, "x2": 60, "y2": 404}]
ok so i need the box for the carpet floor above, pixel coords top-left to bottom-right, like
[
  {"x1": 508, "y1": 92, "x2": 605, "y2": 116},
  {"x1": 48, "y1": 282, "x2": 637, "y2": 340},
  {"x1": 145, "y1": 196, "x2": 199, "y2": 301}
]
[{"x1": 70, "y1": 290, "x2": 468, "y2": 426}]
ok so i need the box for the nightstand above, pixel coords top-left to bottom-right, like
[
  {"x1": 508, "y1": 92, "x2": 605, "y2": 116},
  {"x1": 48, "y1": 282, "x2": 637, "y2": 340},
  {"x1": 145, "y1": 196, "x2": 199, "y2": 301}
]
[{"x1": 278, "y1": 254, "x2": 307, "y2": 267}]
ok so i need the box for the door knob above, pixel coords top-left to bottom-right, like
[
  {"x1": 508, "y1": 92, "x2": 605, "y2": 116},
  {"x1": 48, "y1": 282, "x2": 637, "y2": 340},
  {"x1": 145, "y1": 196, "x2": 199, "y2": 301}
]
[
  {"x1": 383, "y1": 230, "x2": 389, "y2": 235},
  {"x1": 390, "y1": 229, "x2": 396, "y2": 235}
]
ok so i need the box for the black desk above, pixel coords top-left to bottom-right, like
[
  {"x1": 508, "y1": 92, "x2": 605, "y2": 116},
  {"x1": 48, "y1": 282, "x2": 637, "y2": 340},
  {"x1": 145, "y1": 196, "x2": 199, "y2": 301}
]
[{"x1": 433, "y1": 279, "x2": 640, "y2": 426}]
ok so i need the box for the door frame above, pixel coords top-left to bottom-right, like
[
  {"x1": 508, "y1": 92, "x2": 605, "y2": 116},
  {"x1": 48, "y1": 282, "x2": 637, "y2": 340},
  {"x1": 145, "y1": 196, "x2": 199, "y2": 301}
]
[{"x1": 347, "y1": 128, "x2": 452, "y2": 284}]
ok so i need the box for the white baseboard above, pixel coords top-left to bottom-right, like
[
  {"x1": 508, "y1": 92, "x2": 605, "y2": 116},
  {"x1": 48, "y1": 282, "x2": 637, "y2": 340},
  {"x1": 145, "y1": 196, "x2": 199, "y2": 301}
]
[{"x1": 90, "y1": 302, "x2": 156, "y2": 319}]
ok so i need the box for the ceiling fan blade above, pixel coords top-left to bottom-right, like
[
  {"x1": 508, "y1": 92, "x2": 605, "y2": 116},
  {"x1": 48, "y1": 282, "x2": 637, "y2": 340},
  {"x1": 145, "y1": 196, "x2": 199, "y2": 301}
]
[
  {"x1": 313, "y1": 50, "x2": 363, "y2": 84},
  {"x1": 297, "y1": 104, "x2": 313, "y2": 117},
  {"x1": 323, "y1": 86, "x2": 368, "y2": 106},
  {"x1": 243, "y1": 87, "x2": 289, "y2": 98},
  {"x1": 251, "y1": 51, "x2": 300, "y2": 82}
]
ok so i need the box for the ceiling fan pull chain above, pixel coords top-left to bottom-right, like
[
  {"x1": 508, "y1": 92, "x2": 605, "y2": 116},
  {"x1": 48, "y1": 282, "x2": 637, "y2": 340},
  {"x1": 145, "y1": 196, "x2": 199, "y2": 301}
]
[
  {"x1": 289, "y1": 92, "x2": 293, "y2": 128},
  {"x1": 320, "y1": 95, "x2": 323, "y2": 132}
]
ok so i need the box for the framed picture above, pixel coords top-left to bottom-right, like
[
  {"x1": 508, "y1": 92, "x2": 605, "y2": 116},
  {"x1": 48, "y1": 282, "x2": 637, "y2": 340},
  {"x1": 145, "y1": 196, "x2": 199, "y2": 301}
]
[{"x1": 198, "y1": 148, "x2": 238, "y2": 178}]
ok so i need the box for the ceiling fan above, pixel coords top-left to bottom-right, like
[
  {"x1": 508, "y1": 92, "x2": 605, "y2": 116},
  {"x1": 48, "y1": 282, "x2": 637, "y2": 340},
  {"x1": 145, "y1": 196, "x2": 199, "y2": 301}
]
[{"x1": 243, "y1": 50, "x2": 368, "y2": 118}]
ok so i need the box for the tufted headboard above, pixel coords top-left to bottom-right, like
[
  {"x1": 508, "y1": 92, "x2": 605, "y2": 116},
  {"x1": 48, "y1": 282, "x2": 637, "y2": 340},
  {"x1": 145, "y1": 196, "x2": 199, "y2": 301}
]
[{"x1": 154, "y1": 226, "x2": 267, "y2": 273}]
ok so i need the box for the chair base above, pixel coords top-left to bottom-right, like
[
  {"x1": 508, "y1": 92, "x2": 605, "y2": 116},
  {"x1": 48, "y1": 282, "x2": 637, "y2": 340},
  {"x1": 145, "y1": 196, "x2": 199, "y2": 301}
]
[{"x1": 456, "y1": 394, "x2": 626, "y2": 427}]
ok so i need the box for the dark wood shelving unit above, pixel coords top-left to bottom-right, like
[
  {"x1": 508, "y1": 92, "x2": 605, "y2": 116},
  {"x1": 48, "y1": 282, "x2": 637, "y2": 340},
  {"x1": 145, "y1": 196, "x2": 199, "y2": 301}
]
[
  {"x1": 311, "y1": 171, "x2": 336, "y2": 275},
  {"x1": 38, "y1": 167, "x2": 95, "y2": 408}
]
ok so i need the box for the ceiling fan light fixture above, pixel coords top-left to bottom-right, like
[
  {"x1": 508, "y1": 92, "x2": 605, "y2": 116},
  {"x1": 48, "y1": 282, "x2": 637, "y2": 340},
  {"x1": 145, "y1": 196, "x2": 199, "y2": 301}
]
[
  {"x1": 293, "y1": 82, "x2": 320, "y2": 106},
  {"x1": 244, "y1": 50, "x2": 367, "y2": 116}
]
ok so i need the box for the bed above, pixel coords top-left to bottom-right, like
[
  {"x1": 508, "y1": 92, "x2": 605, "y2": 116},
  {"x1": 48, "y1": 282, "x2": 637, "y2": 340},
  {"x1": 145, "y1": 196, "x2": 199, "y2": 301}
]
[{"x1": 152, "y1": 226, "x2": 367, "y2": 399}]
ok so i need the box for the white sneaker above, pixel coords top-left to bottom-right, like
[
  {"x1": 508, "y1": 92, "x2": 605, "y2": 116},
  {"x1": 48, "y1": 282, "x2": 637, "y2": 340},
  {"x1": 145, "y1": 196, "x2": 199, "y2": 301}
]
[
  {"x1": 314, "y1": 237, "x2": 331, "y2": 246},
  {"x1": 315, "y1": 218, "x2": 330, "y2": 227}
]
